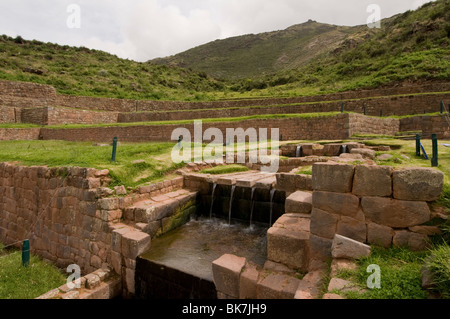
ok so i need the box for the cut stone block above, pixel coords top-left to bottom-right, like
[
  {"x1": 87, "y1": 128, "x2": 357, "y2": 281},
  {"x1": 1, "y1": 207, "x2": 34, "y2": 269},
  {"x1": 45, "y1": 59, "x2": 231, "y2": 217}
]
[
  {"x1": 312, "y1": 163, "x2": 355, "y2": 193},
  {"x1": 331, "y1": 234, "x2": 371, "y2": 260},
  {"x1": 239, "y1": 262, "x2": 259, "y2": 300},
  {"x1": 393, "y1": 230, "x2": 430, "y2": 251},
  {"x1": 285, "y1": 191, "x2": 313, "y2": 214},
  {"x1": 367, "y1": 223, "x2": 394, "y2": 248},
  {"x1": 330, "y1": 259, "x2": 358, "y2": 278},
  {"x1": 328, "y1": 277, "x2": 364, "y2": 294},
  {"x1": 361, "y1": 197, "x2": 431, "y2": 228},
  {"x1": 336, "y1": 216, "x2": 367, "y2": 243},
  {"x1": 312, "y1": 191, "x2": 360, "y2": 218},
  {"x1": 257, "y1": 273, "x2": 301, "y2": 299},
  {"x1": 267, "y1": 219, "x2": 310, "y2": 271},
  {"x1": 308, "y1": 234, "x2": 333, "y2": 271},
  {"x1": 276, "y1": 173, "x2": 313, "y2": 192},
  {"x1": 409, "y1": 226, "x2": 442, "y2": 236},
  {"x1": 212, "y1": 254, "x2": 246, "y2": 298},
  {"x1": 352, "y1": 165, "x2": 393, "y2": 197},
  {"x1": 350, "y1": 148, "x2": 376, "y2": 160},
  {"x1": 296, "y1": 270, "x2": 327, "y2": 299},
  {"x1": 310, "y1": 208, "x2": 338, "y2": 239},
  {"x1": 393, "y1": 168, "x2": 444, "y2": 202},
  {"x1": 121, "y1": 230, "x2": 151, "y2": 259}
]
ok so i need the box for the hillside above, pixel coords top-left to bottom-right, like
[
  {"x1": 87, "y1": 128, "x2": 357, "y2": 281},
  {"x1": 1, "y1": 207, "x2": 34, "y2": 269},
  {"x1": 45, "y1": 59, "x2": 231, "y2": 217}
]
[
  {"x1": 154, "y1": 0, "x2": 450, "y2": 95},
  {"x1": 0, "y1": 0, "x2": 448, "y2": 102},
  {"x1": 0, "y1": 36, "x2": 224, "y2": 101},
  {"x1": 153, "y1": 20, "x2": 359, "y2": 80}
]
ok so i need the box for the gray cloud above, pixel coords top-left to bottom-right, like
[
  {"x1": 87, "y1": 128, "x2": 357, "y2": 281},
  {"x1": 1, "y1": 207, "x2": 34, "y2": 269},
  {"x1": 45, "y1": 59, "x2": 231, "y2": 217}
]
[{"x1": 0, "y1": 0, "x2": 436, "y2": 61}]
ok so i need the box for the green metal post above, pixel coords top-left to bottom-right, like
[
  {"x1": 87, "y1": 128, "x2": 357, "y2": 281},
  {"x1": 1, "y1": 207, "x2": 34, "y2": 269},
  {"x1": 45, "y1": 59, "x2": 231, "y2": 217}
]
[
  {"x1": 22, "y1": 239, "x2": 30, "y2": 267},
  {"x1": 431, "y1": 134, "x2": 438, "y2": 167},
  {"x1": 112, "y1": 137, "x2": 118, "y2": 162},
  {"x1": 441, "y1": 101, "x2": 444, "y2": 114},
  {"x1": 380, "y1": 110, "x2": 383, "y2": 117},
  {"x1": 341, "y1": 102, "x2": 344, "y2": 113},
  {"x1": 416, "y1": 134, "x2": 421, "y2": 157},
  {"x1": 363, "y1": 106, "x2": 366, "y2": 115}
]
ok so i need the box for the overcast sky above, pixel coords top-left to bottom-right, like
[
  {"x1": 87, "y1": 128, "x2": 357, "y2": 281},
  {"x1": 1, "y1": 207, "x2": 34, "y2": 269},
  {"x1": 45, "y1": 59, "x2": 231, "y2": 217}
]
[{"x1": 0, "y1": 0, "x2": 435, "y2": 62}]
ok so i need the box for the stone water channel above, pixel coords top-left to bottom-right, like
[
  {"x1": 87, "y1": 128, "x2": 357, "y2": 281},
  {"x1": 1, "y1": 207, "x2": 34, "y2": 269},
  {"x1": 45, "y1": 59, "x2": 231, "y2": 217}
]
[{"x1": 135, "y1": 171, "x2": 285, "y2": 299}]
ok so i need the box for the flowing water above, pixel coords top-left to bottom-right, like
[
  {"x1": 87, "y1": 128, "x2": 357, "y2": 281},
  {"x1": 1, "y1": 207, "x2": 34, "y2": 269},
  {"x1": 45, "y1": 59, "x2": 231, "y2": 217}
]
[
  {"x1": 209, "y1": 183, "x2": 217, "y2": 219},
  {"x1": 228, "y1": 185, "x2": 236, "y2": 225}
]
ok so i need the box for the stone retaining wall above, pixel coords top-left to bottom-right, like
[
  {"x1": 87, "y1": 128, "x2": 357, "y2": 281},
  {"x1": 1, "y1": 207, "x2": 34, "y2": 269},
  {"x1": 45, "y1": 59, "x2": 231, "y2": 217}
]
[
  {"x1": 308, "y1": 163, "x2": 444, "y2": 270},
  {"x1": 0, "y1": 128, "x2": 41, "y2": 140},
  {"x1": 38, "y1": 113, "x2": 401, "y2": 143},
  {"x1": 21, "y1": 106, "x2": 119, "y2": 126},
  {"x1": 400, "y1": 115, "x2": 450, "y2": 139}
]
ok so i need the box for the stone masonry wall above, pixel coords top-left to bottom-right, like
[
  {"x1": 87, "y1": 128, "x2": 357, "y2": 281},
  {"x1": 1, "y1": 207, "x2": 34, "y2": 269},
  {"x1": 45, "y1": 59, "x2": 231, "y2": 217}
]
[
  {"x1": 1, "y1": 79, "x2": 449, "y2": 124},
  {"x1": 0, "y1": 163, "x2": 117, "y2": 274},
  {"x1": 308, "y1": 163, "x2": 444, "y2": 271},
  {"x1": 0, "y1": 128, "x2": 41, "y2": 141},
  {"x1": 39, "y1": 113, "x2": 401, "y2": 143},
  {"x1": 400, "y1": 115, "x2": 450, "y2": 139}
]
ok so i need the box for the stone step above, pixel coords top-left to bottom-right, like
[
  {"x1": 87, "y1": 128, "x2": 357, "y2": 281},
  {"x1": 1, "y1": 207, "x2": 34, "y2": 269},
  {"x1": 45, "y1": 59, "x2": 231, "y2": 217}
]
[
  {"x1": 285, "y1": 191, "x2": 313, "y2": 214},
  {"x1": 123, "y1": 189, "x2": 197, "y2": 227},
  {"x1": 267, "y1": 214, "x2": 310, "y2": 272}
]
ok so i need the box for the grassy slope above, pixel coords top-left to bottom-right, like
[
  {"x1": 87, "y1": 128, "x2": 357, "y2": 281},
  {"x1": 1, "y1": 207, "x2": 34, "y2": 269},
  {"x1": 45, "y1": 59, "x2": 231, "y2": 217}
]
[
  {"x1": 0, "y1": 1, "x2": 448, "y2": 102},
  {"x1": 156, "y1": 0, "x2": 450, "y2": 98},
  {"x1": 0, "y1": 36, "x2": 224, "y2": 101},
  {"x1": 153, "y1": 21, "x2": 356, "y2": 80}
]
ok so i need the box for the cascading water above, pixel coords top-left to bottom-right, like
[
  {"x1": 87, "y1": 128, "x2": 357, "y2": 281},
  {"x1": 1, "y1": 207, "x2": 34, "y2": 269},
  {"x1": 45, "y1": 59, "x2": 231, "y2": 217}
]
[
  {"x1": 209, "y1": 183, "x2": 217, "y2": 219},
  {"x1": 340, "y1": 144, "x2": 348, "y2": 155},
  {"x1": 228, "y1": 185, "x2": 236, "y2": 225},
  {"x1": 249, "y1": 187, "x2": 256, "y2": 227},
  {"x1": 269, "y1": 189, "x2": 276, "y2": 226},
  {"x1": 296, "y1": 145, "x2": 303, "y2": 158}
]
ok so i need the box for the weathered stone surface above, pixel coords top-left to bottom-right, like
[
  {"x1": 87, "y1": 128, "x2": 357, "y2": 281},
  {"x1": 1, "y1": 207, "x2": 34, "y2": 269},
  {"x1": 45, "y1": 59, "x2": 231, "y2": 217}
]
[
  {"x1": 352, "y1": 165, "x2": 393, "y2": 197},
  {"x1": 377, "y1": 154, "x2": 393, "y2": 161},
  {"x1": 239, "y1": 262, "x2": 259, "y2": 300},
  {"x1": 256, "y1": 273, "x2": 301, "y2": 299},
  {"x1": 393, "y1": 168, "x2": 444, "y2": 201},
  {"x1": 267, "y1": 222, "x2": 310, "y2": 271},
  {"x1": 331, "y1": 234, "x2": 371, "y2": 259},
  {"x1": 85, "y1": 274, "x2": 101, "y2": 290},
  {"x1": 295, "y1": 270, "x2": 327, "y2": 299},
  {"x1": 350, "y1": 148, "x2": 376, "y2": 160},
  {"x1": 36, "y1": 288, "x2": 61, "y2": 299},
  {"x1": 310, "y1": 208, "x2": 338, "y2": 239},
  {"x1": 312, "y1": 191, "x2": 360, "y2": 218},
  {"x1": 336, "y1": 216, "x2": 367, "y2": 243},
  {"x1": 121, "y1": 230, "x2": 151, "y2": 259},
  {"x1": 330, "y1": 259, "x2": 358, "y2": 277},
  {"x1": 328, "y1": 278, "x2": 364, "y2": 294},
  {"x1": 393, "y1": 231, "x2": 430, "y2": 251},
  {"x1": 312, "y1": 163, "x2": 355, "y2": 193},
  {"x1": 61, "y1": 290, "x2": 80, "y2": 299},
  {"x1": 361, "y1": 197, "x2": 431, "y2": 228},
  {"x1": 409, "y1": 226, "x2": 442, "y2": 236},
  {"x1": 308, "y1": 234, "x2": 333, "y2": 271},
  {"x1": 367, "y1": 223, "x2": 394, "y2": 248},
  {"x1": 285, "y1": 191, "x2": 312, "y2": 214},
  {"x1": 276, "y1": 173, "x2": 313, "y2": 192},
  {"x1": 114, "y1": 185, "x2": 127, "y2": 195},
  {"x1": 212, "y1": 254, "x2": 246, "y2": 298}
]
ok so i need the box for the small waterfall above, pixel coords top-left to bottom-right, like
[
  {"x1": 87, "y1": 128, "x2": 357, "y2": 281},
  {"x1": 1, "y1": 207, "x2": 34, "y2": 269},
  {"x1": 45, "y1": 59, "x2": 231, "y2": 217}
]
[
  {"x1": 209, "y1": 183, "x2": 217, "y2": 219},
  {"x1": 296, "y1": 145, "x2": 303, "y2": 158},
  {"x1": 228, "y1": 185, "x2": 236, "y2": 225},
  {"x1": 249, "y1": 187, "x2": 256, "y2": 227},
  {"x1": 340, "y1": 144, "x2": 348, "y2": 155},
  {"x1": 269, "y1": 189, "x2": 276, "y2": 227}
]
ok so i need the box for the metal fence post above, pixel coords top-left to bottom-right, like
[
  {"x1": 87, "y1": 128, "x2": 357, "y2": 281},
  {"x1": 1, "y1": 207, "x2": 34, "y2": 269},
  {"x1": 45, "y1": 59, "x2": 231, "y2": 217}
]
[
  {"x1": 22, "y1": 239, "x2": 30, "y2": 267},
  {"x1": 432, "y1": 134, "x2": 438, "y2": 167},
  {"x1": 112, "y1": 137, "x2": 118, "y2": 162},
  {"x1": 416, "y1": 134, "x2": 421, "y2": 157}
]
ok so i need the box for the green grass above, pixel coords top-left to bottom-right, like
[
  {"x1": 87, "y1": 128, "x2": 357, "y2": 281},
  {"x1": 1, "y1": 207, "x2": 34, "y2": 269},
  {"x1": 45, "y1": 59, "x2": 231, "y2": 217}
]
[
  {"x1": 0, "y1": 140, "x2": 185, "y2": 188},
  {"x1": 336, "y1": 247, "x2": 429, "y2": 299},
  {"x1": 44, "y1": 112, "x2": 342, "y2": 130},
  {"x1": 425, "y1": 243, "x2": 450, "y2": 298},
  {"x1": 0, "y1": 246, "x2": 66, "y2": 299},
  {"x1": 200, "y1": 164, "x2": 249, "y2": 175}
]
